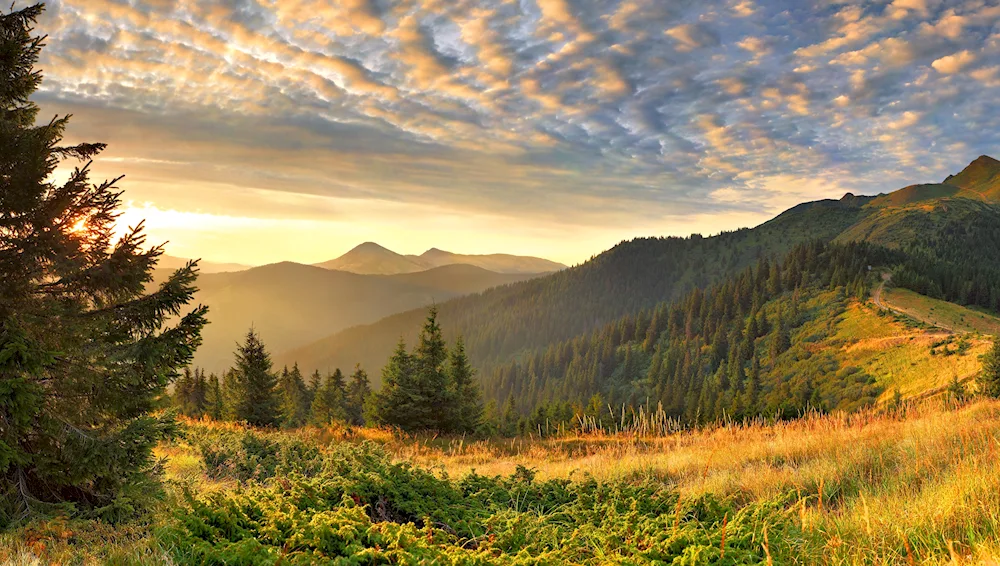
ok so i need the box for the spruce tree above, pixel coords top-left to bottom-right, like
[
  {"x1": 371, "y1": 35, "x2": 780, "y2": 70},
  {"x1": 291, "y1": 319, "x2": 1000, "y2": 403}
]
[
  {"x1": 412, "y1": 307, "x2": 450, "y2": 430},
  {"x1": 0, "y1": 4, "x2": 207, "y2": 523},
  {"x1": 307, "y1": 369, "x2": 322, "y2": 406},
  {"x1": 278, "y1": 363, "x2": 309, "y2": 428},
  {"x1": 205, "y1": 373, "x2": 223, "y2": 420},
  {"x1": 979, "y1": 337, "x2": 1000, "y2": 398},
  {"x1": 369, "y1": 339, "x2": 415, "y2": 428},
  {"x1": 345, "y1": 364, "x2": 371, "y2": 426},
  {"x1": 447, "y1": 338, "x2": 483, "y2": 434},
  {"x1": 174, "y1": 368, "x2": 195, "y2": 415},
  {"x1": 310, "y1": 368, "x2": 346, "y2": 426},
  {"x1": 221, "y1": 368, "x2": 240, "y2": 420},
  {"x1": 227, "y1": 329, "x2": 279, "y2": 427},
  {"x1": 500, "y1": 395, "x2": 518, "y2": 437}
]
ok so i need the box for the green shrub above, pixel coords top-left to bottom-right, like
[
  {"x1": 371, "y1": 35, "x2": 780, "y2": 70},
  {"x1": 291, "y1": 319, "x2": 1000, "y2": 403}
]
[{"x1": 159, "y1": 442, "x2": 799, "y2": 564}]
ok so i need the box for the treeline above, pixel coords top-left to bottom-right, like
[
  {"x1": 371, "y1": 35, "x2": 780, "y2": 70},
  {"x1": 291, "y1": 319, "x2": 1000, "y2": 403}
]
[
  {"x1": 173, "y1": 309, "x2": 484, "y2": 435},
  {"x1": 483, "y1": 241, "x2": 896, "y2": 430},
  {"x1": 172, "y1": 336, "x2": 371, "y2": 429},
  {"x1": 888, "y1": 200, "x2": 1000, "y2": 311}
]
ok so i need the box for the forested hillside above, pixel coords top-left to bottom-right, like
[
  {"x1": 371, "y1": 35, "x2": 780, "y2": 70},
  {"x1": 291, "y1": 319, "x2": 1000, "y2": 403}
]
[{"x1": 484, "y1": 239, "x2": 1000, "y2": 429}]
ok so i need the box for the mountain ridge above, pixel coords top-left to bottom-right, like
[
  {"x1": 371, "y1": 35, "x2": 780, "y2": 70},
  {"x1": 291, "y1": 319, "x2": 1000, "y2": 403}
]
[
  {"x1": 315, "y1": 242, "x2": 567, "y2": 275},
  {"x1": 181, "y1": 261, "x2": 546, "y2": 373}
]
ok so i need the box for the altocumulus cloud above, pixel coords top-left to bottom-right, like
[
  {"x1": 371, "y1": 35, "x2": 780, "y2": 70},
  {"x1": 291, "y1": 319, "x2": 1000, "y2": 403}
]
[{"x1": 24, "y1": 0, "x2": 1000, "y2": 263}]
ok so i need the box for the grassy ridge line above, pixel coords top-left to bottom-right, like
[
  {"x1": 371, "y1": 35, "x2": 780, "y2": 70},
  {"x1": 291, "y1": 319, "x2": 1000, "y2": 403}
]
[
  {"x1": 873, "y1": 275, "x2": 955, "y2": 332},
  {"x1": 881, "y1": 287, "x2": 1000, "y2": 336},
  {"x1": 828, "y1": 300, "x2": 990, "y2": 400}
]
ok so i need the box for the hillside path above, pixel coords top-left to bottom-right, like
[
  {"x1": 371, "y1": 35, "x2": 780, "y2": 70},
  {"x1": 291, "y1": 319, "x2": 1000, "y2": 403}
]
[{"x1": 873, "y1": 274, "x2": 956, "y2": 333}]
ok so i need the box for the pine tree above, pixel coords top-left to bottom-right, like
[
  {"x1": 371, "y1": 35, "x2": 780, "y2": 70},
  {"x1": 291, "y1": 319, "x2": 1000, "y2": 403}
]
[
  {"x1": 0, "y1": 4, "x2": 207, "y2": 523},
  {"x1": 412, "y1": 307, "x2": 450, "y2": 430},
  {"x1": 979, "y1": 337, "x2": 1000, "y2": 398},
  {"x1": 227, "y1": 329, "x2": 279, "y2": 427},
  {"x1": 500, "y1": 395, "x2": 518, "y2": 437},
  {"x1": 205, "y1": 373, "x2": 223, "y2": 420},
  {"x1": 447, "y1": 337, "x2": 483, "y2": 434},
  {"x1": 346, "y1": 364, "x2": 371, "y2": 426},
  {"x1": 189, "y1": 368, "x2": 208, "y2": 417},
  {"x1": 174, "y1": 368, "x2": 195, "y2": 415},
  {"x1": 278, "y1": 363, "x2": 309, "y2": 428},
  {"x1": 307, "y1": 369, "x2": 322, "y2": 406},
  {"x1": 310, "y1": 368, "x2": 346, "y2": 426},
  {"x1": 368, "y1": 338, "x2": 413, "y2": 428},
  {"x1": 221, "y1": 368, "x2": 240, "y2": 420}
]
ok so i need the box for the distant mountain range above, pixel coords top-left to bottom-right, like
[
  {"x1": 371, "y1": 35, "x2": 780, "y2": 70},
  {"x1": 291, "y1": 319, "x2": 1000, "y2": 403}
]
[
  {"x1": 275, "y1": 155, "x2": 1000, "y2": 385},
  {"x1": 158, "y1": 254, "x2": 251, "y2": 274},
  {"x1": 158, "y1": 262, "x2": 545, "y2": 373},
  {"x1": 314, "y1": 242, "x2": 567, "y2": 275}
]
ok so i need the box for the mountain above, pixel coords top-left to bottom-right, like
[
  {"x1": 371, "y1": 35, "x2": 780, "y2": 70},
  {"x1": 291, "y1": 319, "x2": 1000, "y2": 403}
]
[
  {"x1": 419, "y1": 248, "x2": 567, "y2": 274},
  {"x1": 314, "y1": 242, "x2": 567, "y2": 275},
  {"x1": 158, "y1": 254, "x2": 251, "y2": 274},
  {"x1": 183, "y1": 262, "x2": 544, "y2": 373},
  {"x1": 314, "y1": 242, "x2": 430, "y2": 275},
  {"x1": 944, "y1": 154, "x2": 1000, "y2": 199},
  {"x1": 386, "y1": 264, "x2": 543, "y2": 295},
  {"x1": 276, "y1": 155, "x2": 1000, "y2": 388}
]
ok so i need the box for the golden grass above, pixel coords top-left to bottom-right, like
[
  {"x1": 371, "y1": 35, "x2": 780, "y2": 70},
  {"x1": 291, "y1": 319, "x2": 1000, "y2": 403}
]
[
  {"x1": 395, "y1": 399, "x2": 1000, "y2": 563},
  {"x1": 799, "y1": 299, "x2": 990, "y2": 400}
]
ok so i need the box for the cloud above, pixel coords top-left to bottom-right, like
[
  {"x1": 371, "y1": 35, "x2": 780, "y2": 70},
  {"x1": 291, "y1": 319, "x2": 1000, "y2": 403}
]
[
  {"x1": 932, "y1": 50, "x2": 977, "y2": 74},
  {"x1": 665, "y1": 23, "x2": 721, "y2": 52},
  {"x1": 23, "y1": 0, "x2": 1000, "y2": 264}
]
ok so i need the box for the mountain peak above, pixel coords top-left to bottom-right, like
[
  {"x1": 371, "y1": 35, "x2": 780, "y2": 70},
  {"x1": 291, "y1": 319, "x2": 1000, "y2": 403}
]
[
  {"x1": 421, "y1": 247, "x2": 451, "y2": 257},
  {"x1": 350, "y1": 241, "x2": 393, "y2": 253},
  {"x1": 942, "y1": 154, "x2": 1000, "y2": 199}
]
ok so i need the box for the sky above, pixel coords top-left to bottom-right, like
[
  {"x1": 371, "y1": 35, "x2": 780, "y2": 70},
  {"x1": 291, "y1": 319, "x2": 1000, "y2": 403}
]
[{"x1": 28, "y1": 0, "x2": 1000, "y2": 266}]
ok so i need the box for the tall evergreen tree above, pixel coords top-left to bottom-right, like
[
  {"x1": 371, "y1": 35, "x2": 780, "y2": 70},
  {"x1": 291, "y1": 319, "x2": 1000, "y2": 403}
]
[
  {"x1": 307, "y1": 369, "x2": 322, "y2": 406},
  {"x1": 205, "y1": 373, "x2": 223, "y2": 420},
  {"x1": 412, "y1": 307, "x2": 450, "y2": 430},
  {"x1": 278, "y1": 363, "x2": 309, "y2": 428},
  {"x1": 0, "y1": 4, "x2": 207, "y2": 523},
  {"x1": 221, "y1": 368, "x2": 240, "y2": 420},
  {"x1": 174, "y1": 368, "x2": 195, "y2": 415},
  {"x1": 345, "y1": 364, "x2": 371, "y2": 426},
  {"x1": 226, "y1": 329, "x2": 279, "y2": 427},
  {"x1": 446, "y1": 337, "x2": 483, "y2": 434},
  {"x1": 369, "y1": 338, "x2": 415, "y2": 428},
  {"x1": 979, "y1": 337, "x2": 1000, "y2": 398},
  {"x1": 500, "y1": 395, "x2": 519, "y2": 437},
  {"x1": 310, "y1": 368, "x2": 346, "y2": 426}
]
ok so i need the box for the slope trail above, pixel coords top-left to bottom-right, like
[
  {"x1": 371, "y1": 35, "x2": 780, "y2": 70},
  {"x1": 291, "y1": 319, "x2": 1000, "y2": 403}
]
[{"x1": 873, "y1": 273, "x2": 956, "y2": 333}]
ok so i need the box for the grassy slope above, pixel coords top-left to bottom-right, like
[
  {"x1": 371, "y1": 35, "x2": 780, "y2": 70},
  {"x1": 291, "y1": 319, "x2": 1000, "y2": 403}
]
[
  {"x1": 882, "y1": 287, "x2": 1000, "y2": 335},
  {"x1": 5, "y1": 401, "x2": 1000, "y2": 564},
  {"x1": 834, "y1": 301, "x2": 990, "y2": 399},
  {"x1": 758, "y1": 289, "x2": 989, "y2": 409}
]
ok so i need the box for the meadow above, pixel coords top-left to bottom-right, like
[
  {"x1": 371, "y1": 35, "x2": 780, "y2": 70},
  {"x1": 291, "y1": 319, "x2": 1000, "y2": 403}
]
[{"x1": 3, "y1": 397, "x2": 1000, "y2": 565}]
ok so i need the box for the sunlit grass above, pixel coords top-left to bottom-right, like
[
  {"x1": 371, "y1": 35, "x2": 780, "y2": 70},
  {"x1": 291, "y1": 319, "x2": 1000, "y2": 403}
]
[
  {"x1": 6, "y1": 400, "x2": 1000, "y2": 563},
  {"x1": 884, "y1": 287, "x2": 1000, "y2": 335}
]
